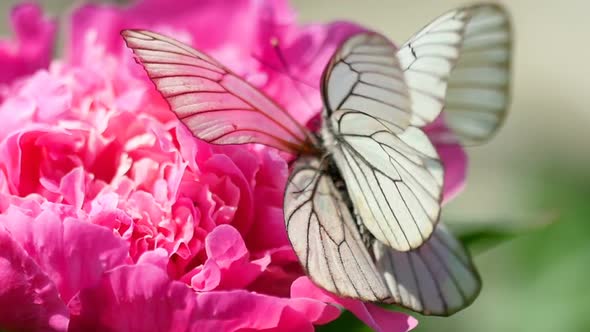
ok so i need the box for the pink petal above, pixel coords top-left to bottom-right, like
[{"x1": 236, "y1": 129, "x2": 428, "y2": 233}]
[
  {"x1": 0, "y1": 204, "x2": 129, "y2": 303},
  {"x1": 246, "y1": 149, "x2": 291, "y2": 251},
  {"x1": 58, "y1": 167, "x2": 86, "y2": 210},
  {"x1": 247, "y1": 203, "x2": 290, "y2": 250},
  {"x1": 18, "y1": 70, "x2": 72, "y2": 122},
  {"x1": 291, "y1": 277, "x2": 418, "y2": 332},
  {"x1": 0, "y1": 227, "x2": 69, "y2": 332},
  {"x1": 0, "y1": 97, "x2": 36, "y2": 141},
  {"x1": 0, "y1": 127, "x2": 87, "y2": 198},
  {"x1": 190, "y1": 260, "x2": 221, "y2": 292},
  {"x1": 136, "y1": 248, "x2": 169, "y2": 270},
  {"x1": 175, "y1": 124, "x2": 209, "y2": 173},
  {"x1": 88, "y1": 193, "x2": 135, "y2": 232},
  {"x1": 200, "y1": 224, "x2": 269, "y2": 290},
  {"x1": 192, "y1": 289, "x2": 340, "y2": 332},
  {"x1": 69, "y1": 263, "x2": 199, "y2": 332},
  {"x1": 0, "y1": 3, "x2": 56, "y2": 84},
  {"x1": 206, "y1": 225, "x2": 249, "y2": 268},
  {"x1": 436, "y1": 142, "x2": 467, "y2": 204},
  {"x1": 423, "y1": 116, "x2": 468, "y2": 203},
  {"x1": 202, "y1": 153, "x2": 253, "y2": 234}
]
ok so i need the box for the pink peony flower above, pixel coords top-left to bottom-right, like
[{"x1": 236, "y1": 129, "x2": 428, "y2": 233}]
[
  {"x1": 0, "y1": 3, "x2": 56, "y2": 86},
  {"x1": 0, "y1": 45, "x2": 351, "y2": 331},
  {"x1": 0, "y1": 0, "x2": 466, "y2": 331}
]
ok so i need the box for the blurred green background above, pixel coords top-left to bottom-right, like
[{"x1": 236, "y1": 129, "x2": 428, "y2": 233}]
[{"x1": 2, "y1": 1, "x2": 589, "y2": 331}]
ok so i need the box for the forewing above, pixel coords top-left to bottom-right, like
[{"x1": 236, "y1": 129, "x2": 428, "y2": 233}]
[
  {"x1": 373, "y1": 224, "x2": 481, "y2": 316},
  {"x1": 284, "y1": 157, "x2": 390, "y2": 302},
  {"x1": 321, "y1": 33, "x2": 411, "y2": 134},
  {"x1": 330, "y1": 110, "x2": 443, "y2": 252},
  {"x1": 398, "y1": 3, "x2": 512, "y2": 141},
  {"x1": 121, "y1": 30, "x2": 316, "y2": 154}
]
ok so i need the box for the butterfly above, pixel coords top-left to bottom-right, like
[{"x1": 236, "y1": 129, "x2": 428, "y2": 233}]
[{"x1": 121, "y1": 3, "x2": 511, "y2": 316}]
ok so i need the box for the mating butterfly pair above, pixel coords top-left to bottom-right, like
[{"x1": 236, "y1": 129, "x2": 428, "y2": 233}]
[{"x1": 122, "y1": 3, "x2": 511, "y2": 316}]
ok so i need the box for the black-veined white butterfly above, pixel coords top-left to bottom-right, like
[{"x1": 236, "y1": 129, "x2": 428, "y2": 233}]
[{"x1": 121, "y1": 3, "x2": 511, "y2": 316}]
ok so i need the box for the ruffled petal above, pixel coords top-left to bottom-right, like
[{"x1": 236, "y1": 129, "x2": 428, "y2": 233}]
[
  {"x1": 0, "y1": 227, "x2": 69, "y2": 332},
  {"x1": 0, "y1": 203, "x2": 129, "y2": 303}
]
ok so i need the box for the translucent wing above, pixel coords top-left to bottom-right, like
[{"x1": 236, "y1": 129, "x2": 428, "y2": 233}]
[
  {"x1": 397, "y1": 4, "x2": 512, "y2": 142},
  {"x1": 321, "y1": 32, "x2": 443, "y2": 251},
  {"x1": 443, "y1": 5, "x2": 512, "y2": 144},
  {"x1": 284, "y1": 157, "x2": 391, "y2": 302},
  {"x1": 373, "y1": 224, "x2": 481, "y2": 316},
  {"x1": 121, "y1": 30, "x2": 316, "y2": 154},
  {"x1": 321, "y1": 33, "x2": 411, "y2": 134},
  {"x1": 284, "y1": 157, "x2": 480, "y2": 316}
]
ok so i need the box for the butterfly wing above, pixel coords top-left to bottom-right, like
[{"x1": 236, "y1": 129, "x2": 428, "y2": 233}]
[
  {"x1": 321, "y1": 33, "x2": 411, "y2": 134},
  {"x1": 373, "y1": 224, "x2": 481, "y2": 316},
  {"x1": 321, "y1": 32, "x2": 443, "y2": 251},
  {"x1": 284, "y1": 157, "x2": 391, "y2": 302},
  {"x1": 284, "y1": 157, "x2": 479, "y2": 316},
  {"x1": 121, "y1": 30, "x2": 317, "y2": 154},
  {"x1": 397, "y1": 4, "x2": 512, "y2": 143},
  {"x1": 443, "y1": 5, "x2": 512, "y2": 144}
]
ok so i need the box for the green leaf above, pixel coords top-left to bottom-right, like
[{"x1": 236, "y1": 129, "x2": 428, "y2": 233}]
[
  {"x1": 317, "y1": 310, "x2": 373, "y2": 332},
  {"x1": 447, "y1": 212, "x2": 558, "y2": 255}
]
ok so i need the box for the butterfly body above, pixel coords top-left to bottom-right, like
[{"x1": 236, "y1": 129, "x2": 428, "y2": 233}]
[{"x1": 122, "y1": 3, "x2": 511, "y2": 316}]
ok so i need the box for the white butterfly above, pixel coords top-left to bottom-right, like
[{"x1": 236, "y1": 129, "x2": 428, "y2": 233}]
[{"x1": 122, "y1": 3, "x2": 511, "y2": 316}]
